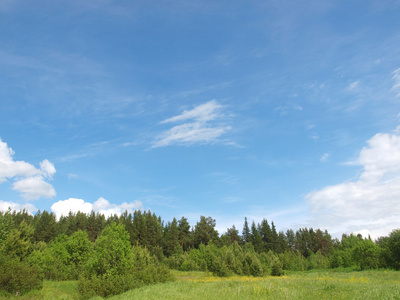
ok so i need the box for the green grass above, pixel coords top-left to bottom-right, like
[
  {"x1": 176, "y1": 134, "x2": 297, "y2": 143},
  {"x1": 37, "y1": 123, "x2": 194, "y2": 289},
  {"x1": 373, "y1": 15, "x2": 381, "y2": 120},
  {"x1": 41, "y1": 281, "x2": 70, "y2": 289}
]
[
  {"x1": 110, "y1": 270, "x2": 400, "y2": 300},
  {"x1": 0, "y1": 280, "x2": 80, "y2": 300},
  {"x1": 2, "y1": 270, "x2": 400, "y2": 299}
]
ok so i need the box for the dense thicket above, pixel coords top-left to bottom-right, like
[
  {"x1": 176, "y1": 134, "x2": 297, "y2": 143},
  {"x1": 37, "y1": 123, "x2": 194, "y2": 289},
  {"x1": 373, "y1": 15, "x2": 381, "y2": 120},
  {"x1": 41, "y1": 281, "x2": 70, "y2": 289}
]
[{"x1": 1, "y1": 208, "x2": 399, "y2": 296}]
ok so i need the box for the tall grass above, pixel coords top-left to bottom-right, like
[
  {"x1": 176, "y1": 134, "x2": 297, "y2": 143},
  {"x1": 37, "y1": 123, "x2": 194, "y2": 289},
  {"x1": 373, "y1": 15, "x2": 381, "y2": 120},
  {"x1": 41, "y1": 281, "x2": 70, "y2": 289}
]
[
  {"x1": 111, "y1": 269, "x2": 400, "y2": 300},
  {"x1": 3, "y1": 269, "x2": 399, "y2": 299}
]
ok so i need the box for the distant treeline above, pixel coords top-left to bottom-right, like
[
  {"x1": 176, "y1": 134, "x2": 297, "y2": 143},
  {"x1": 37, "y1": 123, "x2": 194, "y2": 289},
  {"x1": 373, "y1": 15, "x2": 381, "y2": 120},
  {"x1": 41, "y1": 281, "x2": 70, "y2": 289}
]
[{"x1": 0, "y1": 209, "x2": 399, "y2": 297}]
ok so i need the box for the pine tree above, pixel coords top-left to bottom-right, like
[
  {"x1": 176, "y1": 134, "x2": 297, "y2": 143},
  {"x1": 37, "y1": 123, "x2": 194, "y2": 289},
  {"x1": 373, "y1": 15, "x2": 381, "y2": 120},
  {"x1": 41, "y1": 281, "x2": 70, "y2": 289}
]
[
  {"x1": 163, "y1": 218, "x2": 180, "y2": 256},
  {"x1": 226, "y1": 225, "x2": 241, "y2": 244},
  {"x1": 249, "y1": 221, "x2": 263, "y2": 252},
  {"x1": 193, "y1": 216, "x2": 219, "y2": 247},
  {"x1": 271, "y1": 221, "x2": 279, "y2": 252},
  {"x1": 178, "y1": 216, "x2": 192, "y2": 251},
  {"x1": 242, "y1": 217, "x2": 250, "y2": 243},
  {"x1": 259, "y1": 219, "x2": 272, "y2": 252},
  {"x1": 33, "y1": 210, "x2": 57, "y2": 243}
]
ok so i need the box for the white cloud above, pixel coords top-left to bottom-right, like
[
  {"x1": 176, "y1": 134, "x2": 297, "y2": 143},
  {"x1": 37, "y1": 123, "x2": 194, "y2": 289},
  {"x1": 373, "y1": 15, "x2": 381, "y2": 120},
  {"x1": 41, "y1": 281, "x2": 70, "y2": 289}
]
[
  {"x1": 40, "y1": 159, "x2": 56, "y2": 178},
  {"x1": 153, "y1": 100, "x2": 231, "y2": 147},
  {"x1": 51, "y1": 197, "x2": 143, "y2": 220},
  {"x1": 0, "y1": 139, "x2": 39, "y2": 180},
  {"x1": 51, "y1": 198, "x2": 93, "y2": 218},
  {"x1": 0, "y1": 200, "x2": 37, "y2": 214},
  {"x1": 12, "y1": 176, "x2": 56, "y2": 200},
  {"x1": 0, "y1": 138, "x2": 56, "y2": 199},
  {"x1": 306, "y1": 130, "x2": 400, "y2": 239}
]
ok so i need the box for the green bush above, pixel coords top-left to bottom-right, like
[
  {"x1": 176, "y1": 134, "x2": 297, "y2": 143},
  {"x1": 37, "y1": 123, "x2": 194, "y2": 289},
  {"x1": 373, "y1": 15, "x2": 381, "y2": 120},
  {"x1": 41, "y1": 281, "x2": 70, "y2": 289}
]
[
  {"x1": 308, "y1": 250, "x2": 330, "y2": 269},
  {"x1": 244, "y1": 252, "x2": 264, "y2": 276},
  {"x1": 210, "y1": 256, "x2": 232, "y2": 277},
  {"x1": 79, "y1": 223, "x2": 173, "y2": 298},
  {"x1": 270, "y1": 257, "x2": 284, "y2": 276},
  {"x1": 279, "y1": 251, "x2": 309, "y2": 271},
  {"x1": 0, "y1": 256, "x2": 44, "y2": 296},
  {"x1": 78, "y1": 264, "x2": 173, "y2": 298},
  {"x1": 78, "y1": 273, "x2": 143, "y2": 298}
]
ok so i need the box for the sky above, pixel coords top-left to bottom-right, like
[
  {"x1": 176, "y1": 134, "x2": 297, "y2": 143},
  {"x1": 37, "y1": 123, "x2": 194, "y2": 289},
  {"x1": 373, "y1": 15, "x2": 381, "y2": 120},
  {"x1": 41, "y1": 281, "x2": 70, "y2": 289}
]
[{"x1": 1, "y1": 0, "x2": 400, "y2": 239}]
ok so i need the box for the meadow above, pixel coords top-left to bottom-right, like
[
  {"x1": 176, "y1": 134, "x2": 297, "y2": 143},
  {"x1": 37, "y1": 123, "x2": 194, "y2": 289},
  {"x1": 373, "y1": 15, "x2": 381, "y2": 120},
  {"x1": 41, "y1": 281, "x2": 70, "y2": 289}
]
[{"x1": 6, "y1": 269, "x2": 400, "y2": 300}]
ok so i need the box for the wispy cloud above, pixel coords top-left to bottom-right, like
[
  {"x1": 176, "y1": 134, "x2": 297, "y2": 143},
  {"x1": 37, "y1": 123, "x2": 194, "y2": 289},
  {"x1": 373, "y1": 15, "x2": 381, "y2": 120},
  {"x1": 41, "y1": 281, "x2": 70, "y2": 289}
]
[
  {"x1": 320, "y1": 153, "x2": 330, "y2": 162},
  {"x1": 153, "y1": 100, "x2": 232, "y2": 147},
  {"x1": 275, "y1": 103, "x2": 303, "y2": 116},
  {"x1": 347, "y1": 80, "x2": 360, "y2": 91},
  {"x1": 392, "y1": 68, "x2": 400, "y2": 97},
  {"x1": 208, "y1": 171, "x2": 239, "y2": 185}
]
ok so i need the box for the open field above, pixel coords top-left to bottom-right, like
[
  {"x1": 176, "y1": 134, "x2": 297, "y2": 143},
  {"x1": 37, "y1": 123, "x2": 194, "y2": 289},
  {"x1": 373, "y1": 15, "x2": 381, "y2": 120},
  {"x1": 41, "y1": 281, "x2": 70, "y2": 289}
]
[{"x1": 4, "y1": 269, "x2": 400, "y2": 300}]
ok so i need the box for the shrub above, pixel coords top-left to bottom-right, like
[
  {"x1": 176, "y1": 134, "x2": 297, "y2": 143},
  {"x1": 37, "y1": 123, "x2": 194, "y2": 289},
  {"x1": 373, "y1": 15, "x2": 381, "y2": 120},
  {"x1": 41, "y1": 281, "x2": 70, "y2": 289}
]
[
  {"x1": 210, "y1": 256, "x2": 231, "y2": 277},
  {"x1": 78, "y1": 273, "x2": 143, "y2": 298},
  {"x1": 0, "y1": 256, "x2": 44, "y2": 296},
  {"x1": 244, "y1": 252, "x2": 264, "y2": 276},
  {"x1": 279, "y1": 251, "x2": 309, "y2": 271},
  {"x1": 308, "y1": 250, "x2": 330, "y2": 269},
  {"x1": 79, "y1": 223, "x2": 173, "y2": 298},
  {"x1": 270, "y1": 257, "x2": 284, "y2": 276}
]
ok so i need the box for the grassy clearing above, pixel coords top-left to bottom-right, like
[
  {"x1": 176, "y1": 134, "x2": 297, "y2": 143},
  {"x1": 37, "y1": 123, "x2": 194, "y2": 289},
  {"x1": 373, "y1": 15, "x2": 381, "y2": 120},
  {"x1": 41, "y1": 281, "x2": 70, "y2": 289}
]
[
  {"x1": 2, "y1": 269, "x2": 399, "y2": 299},
  {"x1": 111, "y1": 270, "x2": 400, "y2": 300}
]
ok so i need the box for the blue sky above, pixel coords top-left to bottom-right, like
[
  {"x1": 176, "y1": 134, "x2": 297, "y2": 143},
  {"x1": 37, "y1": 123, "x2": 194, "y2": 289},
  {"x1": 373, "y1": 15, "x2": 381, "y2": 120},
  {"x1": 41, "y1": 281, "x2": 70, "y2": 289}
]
[{"x1": 1, "y1": 0, "x2": 400, "y2": 238}]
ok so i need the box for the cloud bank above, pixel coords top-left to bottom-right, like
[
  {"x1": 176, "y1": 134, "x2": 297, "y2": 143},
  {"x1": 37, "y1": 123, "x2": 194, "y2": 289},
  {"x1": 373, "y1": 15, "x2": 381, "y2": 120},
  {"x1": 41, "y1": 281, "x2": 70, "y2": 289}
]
[
  {"x1": 306, "y1": 129, "x2": 400, "y2": 239},
  {"x1": 51, "y1": 197, "x2": 143, "y2": 219},
  {"x1": 0, "y1": 200, "x2": 37, "y2": 214},
  {"x1": 153, "y1": 100, "x2": 231, "y2": 147},
  {"x1": 0, "y1": 138, "x2": 56, "y2": 199}
]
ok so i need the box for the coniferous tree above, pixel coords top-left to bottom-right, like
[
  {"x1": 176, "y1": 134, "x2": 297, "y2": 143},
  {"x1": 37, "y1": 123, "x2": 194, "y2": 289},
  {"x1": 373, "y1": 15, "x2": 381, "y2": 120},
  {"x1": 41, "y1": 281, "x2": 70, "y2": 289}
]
[
  {"x1": 33, "y1": 210, "x2": 57, "y2": 243},
  {"x1": 242, "y1": 217, "x2": 250, "y2": 243},
  {"x1": 271, "y1": 221, "x2": 279, "y2": 252},
  {"x1": 249, "y1": 221, "x2": 263, "y2": 253},
  {"x1": 193, "y1": 216, "x2": 219, "y2": 248},
  {"x1": 12, "y1": 209, "x2": 33, "y2": 227},
  {"x1": 277, "y1": 231, "x2": 289, "y2": 253},
  {"x1": 86, "y1": 211, "x2": 106, "y2": 242},
  {"x1": 224, "y1": 225, "x2": 241, "y2": 244},
  {"x1": 259, "y1": 219, "x2": 272, "y2": 252},
  {"x1": 178, "y1": 216, "x2": 192, "y2": 251},
  {"x1": 286, "y1": 229, "x2": 295, "y2": 251},
  {"x1": 163, "y1": 218, "x2": 180, "y2": 256}
]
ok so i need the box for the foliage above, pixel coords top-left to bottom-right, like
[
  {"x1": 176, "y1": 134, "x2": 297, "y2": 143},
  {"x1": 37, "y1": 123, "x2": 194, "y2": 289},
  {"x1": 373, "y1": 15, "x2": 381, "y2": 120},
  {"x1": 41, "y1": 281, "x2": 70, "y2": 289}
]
[
  {"x1": 2, "y1": 207, "x2": 400, "y2": 296},
  {"x1": 78, "y1": 222, "x2": 173, "y2": 297},
  {"x1": 0, "y1": 254, "x2": 44, "y2": 296},
  {"x1": 352, "y1": 238, "x2": 381, "y2": 270},
  {"x1": 193, "y1": 216, "x2": 219, "y2": 247},
  {"x1": 383, "y1": 229, "x2": 400, "y2": 270},
  {"x1": 270, "y1": 257, "x2": 284, "y2": 276},
  {"x1": 308, "y1": 250, "x2": 330, "y2": 269},
  {"x1": 0, "y1": 209, "x2": 14, "y2": 247},
  {"x1": 279, "y1": 250, "x2": 309, "y2": 271},
  {"x1": 87, "y1": 222, "x2": 133, "y2": 277},
  {"x1": 1, "y1": 220, "x2": 34, "y2": 260}
]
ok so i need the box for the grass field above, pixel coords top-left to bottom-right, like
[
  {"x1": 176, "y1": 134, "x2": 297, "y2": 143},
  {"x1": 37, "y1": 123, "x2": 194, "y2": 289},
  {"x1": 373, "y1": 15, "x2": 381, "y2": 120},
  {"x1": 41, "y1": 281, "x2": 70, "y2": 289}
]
[{"x1": 4, "y1": 269, "x2": 400, "y2": 299}]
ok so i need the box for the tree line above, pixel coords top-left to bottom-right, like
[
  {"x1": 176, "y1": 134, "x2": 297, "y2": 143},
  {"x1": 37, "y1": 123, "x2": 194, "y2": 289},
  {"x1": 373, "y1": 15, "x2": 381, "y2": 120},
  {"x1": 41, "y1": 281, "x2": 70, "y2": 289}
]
[{"x1": 0, "y1": 208, "x2": 399, "y2": 297}]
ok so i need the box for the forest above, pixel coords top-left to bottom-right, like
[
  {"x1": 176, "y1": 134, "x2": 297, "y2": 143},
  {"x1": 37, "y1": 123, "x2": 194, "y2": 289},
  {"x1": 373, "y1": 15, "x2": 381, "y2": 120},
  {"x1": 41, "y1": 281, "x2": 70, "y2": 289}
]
[{"x1": 0, "y1": 208, "x2": 399, "y2": 298}]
